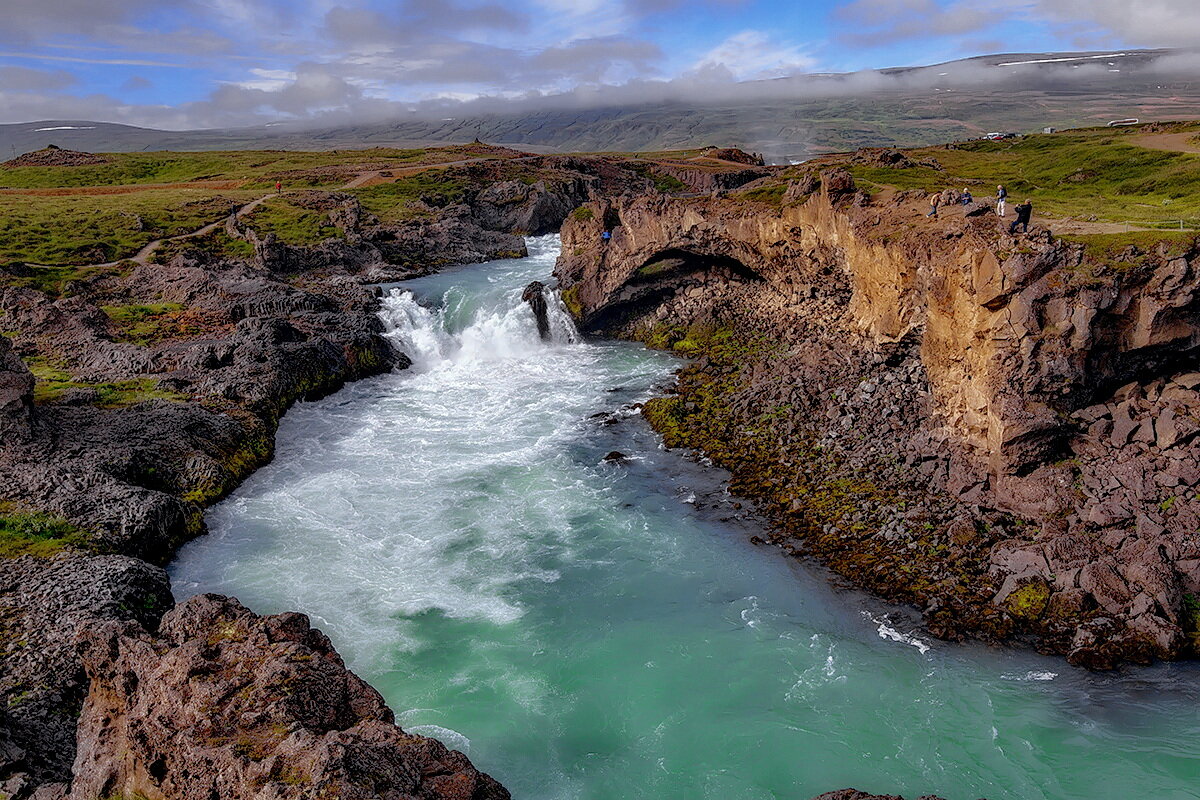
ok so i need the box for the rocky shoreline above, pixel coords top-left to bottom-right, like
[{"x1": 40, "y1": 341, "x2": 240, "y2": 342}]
[
  {"x1": 555, "y1": 168, "x2": 1200, "y2": 669},
  {"x1": 0, "y1": 152, "x2": 679, "y2": 797},
  {"x1": 1, "y1": 140, "x2": 1147, "y2": 797}
]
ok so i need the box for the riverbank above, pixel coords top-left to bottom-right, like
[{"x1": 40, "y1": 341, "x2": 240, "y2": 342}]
[
  {"x1": 0, "y1": 147, "x2": 691, "y2": 795},
  {"x1": 168, "y1": 240, "x2": 1200, "y2": 800},
  {"x1": 554, "y1": 158, "x2": 1200, "y2": 669}
]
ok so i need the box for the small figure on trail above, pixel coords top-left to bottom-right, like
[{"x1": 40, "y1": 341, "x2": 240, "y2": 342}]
[
  {"x1": 996, "y1": 184, "x2": 1007, "y2": 217},
  {"x1": 275, "y1": 181, "x2": 282, "y2": 194},
  {"x1": 926, "y1": 192, "x2": 941, "y2": 218},
  {"x1": 961, "y1": 188, "x2": 973, "y2": 205},
  {"x1": 601, "y1": 229, "x2": 612, "y2": 243},
  {"x1": 1009, "y1": 199, "x2": 1033, "y2": 234}
]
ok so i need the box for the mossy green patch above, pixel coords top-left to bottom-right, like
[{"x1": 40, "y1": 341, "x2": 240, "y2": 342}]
[
  {"x1": 352, "y1": 171, "x2": 473, "y2": 223},
  {"x1": 0, "y1": 262, "x2": 129, "y2": 298},
  {"x1": 243, "y1": 197, "x2": 343, "y2": 246},
  {"x1": 560, "y1": 285, "x2": 583, "y2": 319},
  {"x1": 571, "y1": 206, "x2": 595, "y2": 222},
  {"x1": 1004, "y1": 580, "x2": 1052, "y2": 621},
  {"x1": 27, "y1": 357, "x2": 189, "y2": 407},
  {"x1": 739, "y1": 183, "x2": 787, "y2": 206},
  {"x1": 0, "y1": 504, "x2": 92, "y2": 558},
  {"x1": 101, "y1": 303, "x2": 185, "y2": 346}
]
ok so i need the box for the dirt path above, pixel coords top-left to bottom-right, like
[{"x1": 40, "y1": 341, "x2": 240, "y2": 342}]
[{"x1": 1129, "y1": 131, "x2": 1200, "y2": 155}]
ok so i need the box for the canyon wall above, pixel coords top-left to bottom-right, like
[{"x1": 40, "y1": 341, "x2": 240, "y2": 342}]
[
  {"x1": 556, "y1": 174, "x2": 1200, "y2": 667},
  {"x1": 0, "y1": 163, "x2": 627, "y2": 796}
]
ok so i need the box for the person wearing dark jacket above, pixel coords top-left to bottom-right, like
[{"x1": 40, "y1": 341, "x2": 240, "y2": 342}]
[{"x1": 1009, "y1": 200, "x2": 1033, "y2": 233}]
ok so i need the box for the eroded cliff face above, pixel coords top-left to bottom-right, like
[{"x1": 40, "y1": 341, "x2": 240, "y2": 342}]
[{"x1": 556, "y1": 174, "x2": 1200, "y2": 666}]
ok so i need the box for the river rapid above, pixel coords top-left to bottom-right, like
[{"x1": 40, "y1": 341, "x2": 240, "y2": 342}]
[{"x1": 171, "y1": 235, "x2": 1200, "y2": 800}]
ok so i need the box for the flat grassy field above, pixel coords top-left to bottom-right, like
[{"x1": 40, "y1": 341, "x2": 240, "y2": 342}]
[
  {"x1": 844, "y1": 123, "x2": 1200, "y2": 228},
  {"x1": 0, "y1": 143, "x2": 518, "y2": 190},
  {"x1": 0, "y1": 189, "x2": 259, "y2": 265}
]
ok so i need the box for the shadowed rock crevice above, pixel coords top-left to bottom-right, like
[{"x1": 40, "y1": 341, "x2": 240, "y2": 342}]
[{"x1": 581, "y1": 247, "x2": 765, "y2": 334}]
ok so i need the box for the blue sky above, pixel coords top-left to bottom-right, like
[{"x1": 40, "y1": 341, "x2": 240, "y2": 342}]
[{"x1": 0, "y1": 0, "x2": 1196, "y2": 128}]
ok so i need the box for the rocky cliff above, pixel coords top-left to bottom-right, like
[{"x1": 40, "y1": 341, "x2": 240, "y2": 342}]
[
  {"x1": 0, "y1": 156, "x2": 649, "y2": 795},
  {"x1": 556, "y1": 173, "x2": 1200, "y2": 667},
  {"x1": 68, "y1": 595, "x2": 508, "y2": 800}
]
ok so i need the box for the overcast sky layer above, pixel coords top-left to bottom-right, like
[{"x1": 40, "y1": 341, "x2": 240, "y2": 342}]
[{"x1": 0, "y1": 0, "x2": 1197, "y2": 129}]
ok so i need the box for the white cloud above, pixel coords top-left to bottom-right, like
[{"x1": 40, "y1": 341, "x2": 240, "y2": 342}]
[
  {"x1": 693, "y1": 31, "x2": 815, "y2": 80},
  {"x1": 1031, "y1": 0, "x2": 1200, "y2": 47}
]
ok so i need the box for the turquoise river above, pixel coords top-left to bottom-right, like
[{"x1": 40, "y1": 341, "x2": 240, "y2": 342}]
[{"x1": 171, "y1": 236, "x2": 1200, "y2": 800}]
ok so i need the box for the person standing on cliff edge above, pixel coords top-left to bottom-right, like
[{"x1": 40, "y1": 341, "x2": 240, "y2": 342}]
[
  {"x1": 926, "y1": 192, "x2": 941, "y2": 218},
  {"x1": 996, "y1": 184, "x2": 1007, "y2": 216},
  {"x1": 1009, "y1": 199, "x2": 1033, "y2": 233}
]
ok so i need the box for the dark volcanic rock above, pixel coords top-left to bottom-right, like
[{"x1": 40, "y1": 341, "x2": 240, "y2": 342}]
[
  {"x1": 555, "y1": 185, "x2": 1200, "y2": 666},
  {"x1": 522, "y1": 281, "x2": 551, "y2": 340},
  {"x1": 70, "y1": 595, "x2": 509, "y2": 800},
  {"x1": 0, "y1": 554, "x2": 173, "y2": 786},
  {"x1": 0, "y1": 336, "x2": 34, "y2": 441}
]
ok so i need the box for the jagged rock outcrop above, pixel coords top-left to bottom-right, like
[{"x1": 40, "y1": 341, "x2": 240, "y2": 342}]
[
  {"x1": 521, "y1": 281, "x2": 551, "y2": 340},
  {"x1": 0, "y1": 336, "x2": 34, "y2": 441},
  {"x1": 556, "y1": 182, "x2": 1200, "y2": 666},
  {"x1": 0, "y1": 554, "x2": 173, "y2": 789},
  {"x1": 0, "y1": 154, "x2": 658, "y2": 795},
  {"x1": 70, "y1": 594, "x2": 509, "y2": 800}
]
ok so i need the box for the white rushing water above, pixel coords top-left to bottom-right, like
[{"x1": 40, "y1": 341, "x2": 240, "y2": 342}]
[{"x1": 172, "y1": 235, "x2": 1200, "y2": 800}]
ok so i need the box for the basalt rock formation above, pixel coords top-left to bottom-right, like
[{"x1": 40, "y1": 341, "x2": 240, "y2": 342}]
[
  {"x1": 69, "y1": 594, "x2": 509, "y2": 800},
  {"x1": 0, "y1": 337, "x2": 33, "y2": 442},
  {"x1": 522, "y1": 281, "x2": 552, "y2": 340},
  {"x1": 556, "y1": 172, "x2": 1200, "y2": 667},
  {"x1": 0, "y1": 156, "x2": 661, "y2": 794}
]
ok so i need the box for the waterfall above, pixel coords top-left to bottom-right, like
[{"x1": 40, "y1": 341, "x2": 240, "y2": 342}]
[{"x1": 378, "y1": 282, "x2": 577, "y2": 371}]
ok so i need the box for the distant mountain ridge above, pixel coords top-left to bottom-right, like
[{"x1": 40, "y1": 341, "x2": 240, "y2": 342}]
[{"x1": 2, "y1": 48, "x2": 1199, "y2": 163}]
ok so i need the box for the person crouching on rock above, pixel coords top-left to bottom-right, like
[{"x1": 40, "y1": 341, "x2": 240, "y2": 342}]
[
  {"x1": 601, "y1": 229, "x2": 612, "y2": 243},
  {"x1": 926, "y1": 192, "x2": 941, "y2": 218},
  {"x1": 961, "y1": 188, "x2": 973, "y2": 205},
  {"x1": 1009, "y1": 199, "x2": 1033, "y2": 234}
]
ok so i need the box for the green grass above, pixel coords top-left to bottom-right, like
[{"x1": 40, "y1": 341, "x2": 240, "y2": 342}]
[
  {"x1": 101, "y1": 303, "x2": 185, "y2": 345},
  {"x1": 0, "y1": 146, "x2": 481, "y2": 190},
  {"x1": 1058, "y1": 230, "x2": 1198, "y2": 265},
  {"x1": 0, "y1": 190, "x2": 257, "y2": 266},
  {"x1": 0, "y1": 262, "x2": 129, "y2": 297},
  {"x1": 0, "y1": 505, "x2": 91, "y2": 558},
  {"x1": 27, "y1": 356, "x2": 189, "y2": 406},
  {"x1": 352, "y1": 171, "x2": 473, "y2": 222},
  {"x1": 739, "y1": 183, "x2": 787, "y2": 206},
  {"x1": 150, "y1": 229, "x2": 255, "y2": 265},
  {"x1": 242, "y1": 197, "x2": 342, "y2": 245},
  {"x1": 845, "y1": 125, "x2": 1200, "y2": 227}
]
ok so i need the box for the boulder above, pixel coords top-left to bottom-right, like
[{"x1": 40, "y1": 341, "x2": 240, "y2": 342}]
[
  {"x1": 0, "y1": 336, "x2": 34, "y2": 441},
  {"x1": 522, "y1": 281, "x2": 551, "y2": 340},
  {"x1": 70, "y1": 594, "x2": 510, "y2": 800}
]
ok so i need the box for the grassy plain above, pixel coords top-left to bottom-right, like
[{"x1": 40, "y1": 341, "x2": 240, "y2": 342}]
[{"x1": 842, "y1": 123, "x2": 1200, "y2": 228}]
